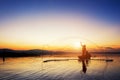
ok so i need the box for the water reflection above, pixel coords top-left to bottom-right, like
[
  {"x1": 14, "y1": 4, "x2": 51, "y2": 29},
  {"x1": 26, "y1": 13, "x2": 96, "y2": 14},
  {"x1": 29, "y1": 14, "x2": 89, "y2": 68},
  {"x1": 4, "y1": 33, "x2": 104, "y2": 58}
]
[
  {"x1": 78, "y1": 58, "x2": 90, "y2": 73},
  {"x1": 0, "y1": 56, "x2": 120, "y2": 80}
]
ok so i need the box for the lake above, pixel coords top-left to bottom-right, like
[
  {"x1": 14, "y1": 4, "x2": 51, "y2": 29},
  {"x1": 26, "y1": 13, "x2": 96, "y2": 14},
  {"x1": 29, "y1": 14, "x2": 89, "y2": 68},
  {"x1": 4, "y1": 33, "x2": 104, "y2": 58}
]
[{"x1": 0, "y1": 54, "x2": 120, "y2": 80}]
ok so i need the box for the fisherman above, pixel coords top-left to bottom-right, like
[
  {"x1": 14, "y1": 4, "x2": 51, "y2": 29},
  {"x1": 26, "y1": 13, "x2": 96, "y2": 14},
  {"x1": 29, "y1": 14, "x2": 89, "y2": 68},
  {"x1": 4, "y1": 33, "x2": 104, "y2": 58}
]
[
  {"x1": 82, "y1": 45, "x2": 86, "y2": 56},
  {"x1": 2, "y1": 50, "x2": 5, "y2": 62},
  {"x1": 81, "y1": 44, "x2": 91, "y2": 59}
]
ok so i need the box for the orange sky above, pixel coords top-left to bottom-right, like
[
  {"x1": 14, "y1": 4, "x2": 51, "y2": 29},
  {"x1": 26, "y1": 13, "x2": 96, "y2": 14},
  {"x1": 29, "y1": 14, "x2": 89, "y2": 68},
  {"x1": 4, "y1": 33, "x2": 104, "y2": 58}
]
[{"x1": 0, "y1": 13, "x2": 120, "y2": 52}]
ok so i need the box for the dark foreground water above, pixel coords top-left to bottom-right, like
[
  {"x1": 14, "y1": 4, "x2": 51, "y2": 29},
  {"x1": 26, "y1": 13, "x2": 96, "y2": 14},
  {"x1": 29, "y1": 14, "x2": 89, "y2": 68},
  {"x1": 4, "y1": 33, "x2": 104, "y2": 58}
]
[{"x1": 0, "y1": 54, "x2": 120, "y2": 80}]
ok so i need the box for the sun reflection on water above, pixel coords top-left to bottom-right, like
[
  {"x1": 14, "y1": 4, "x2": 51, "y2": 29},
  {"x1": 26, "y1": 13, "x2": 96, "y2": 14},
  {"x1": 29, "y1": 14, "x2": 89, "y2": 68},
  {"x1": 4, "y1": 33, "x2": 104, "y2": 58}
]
[{"x1": 0, "y1": 55, "x2": 120, "y2": 80}]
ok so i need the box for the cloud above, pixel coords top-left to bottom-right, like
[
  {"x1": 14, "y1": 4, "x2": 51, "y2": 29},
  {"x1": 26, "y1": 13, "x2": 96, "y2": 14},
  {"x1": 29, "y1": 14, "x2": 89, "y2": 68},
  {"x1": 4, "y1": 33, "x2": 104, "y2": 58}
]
[
  {"x1": 104, "y1": 47, "x2": 120, "y2": 52},
  {"x1": 105, "y1": 47, "x2": 115, "y2": 50}
]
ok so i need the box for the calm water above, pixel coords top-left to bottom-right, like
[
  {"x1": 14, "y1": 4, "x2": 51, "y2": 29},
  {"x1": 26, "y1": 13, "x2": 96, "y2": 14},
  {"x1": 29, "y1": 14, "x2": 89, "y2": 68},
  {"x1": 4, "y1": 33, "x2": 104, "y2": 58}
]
[{"x1": 0, "y1": 54, "x2": 120, "y2": 80}]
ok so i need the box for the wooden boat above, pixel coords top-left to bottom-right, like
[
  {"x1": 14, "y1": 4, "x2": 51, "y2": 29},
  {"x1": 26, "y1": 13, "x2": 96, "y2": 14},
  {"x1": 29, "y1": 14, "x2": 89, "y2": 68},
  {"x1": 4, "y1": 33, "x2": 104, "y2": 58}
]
[{"x1": 78, "y1": 54, "x2": 91, "y2": 61}]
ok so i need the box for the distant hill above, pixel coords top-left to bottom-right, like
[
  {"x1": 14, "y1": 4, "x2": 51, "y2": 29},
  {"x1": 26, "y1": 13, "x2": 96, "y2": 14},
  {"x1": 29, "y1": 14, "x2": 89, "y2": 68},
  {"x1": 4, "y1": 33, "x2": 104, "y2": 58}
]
[
  {"x1": 90, "y1": 52, "x2": 120, "y2": 54},
  {"x1": 0, "y1": 49, "x2": 120, "y2": 57},
  {"x1": 0, "y1": 49, "x2": 56, "y2": 57}
]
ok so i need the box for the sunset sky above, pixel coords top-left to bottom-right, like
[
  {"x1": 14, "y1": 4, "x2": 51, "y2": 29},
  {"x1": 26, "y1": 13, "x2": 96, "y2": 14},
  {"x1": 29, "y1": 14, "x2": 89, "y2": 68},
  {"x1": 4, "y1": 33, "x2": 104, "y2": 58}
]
[{"x1": 0, "y1": 0, "x2": 120, "y2": 52}]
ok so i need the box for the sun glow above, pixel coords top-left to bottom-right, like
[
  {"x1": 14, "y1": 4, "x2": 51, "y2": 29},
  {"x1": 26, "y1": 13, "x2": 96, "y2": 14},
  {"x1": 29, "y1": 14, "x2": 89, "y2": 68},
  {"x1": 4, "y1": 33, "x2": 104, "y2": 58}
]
[{"x1": 73, "y1": 42, "x2": 81, "y2": 49}]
